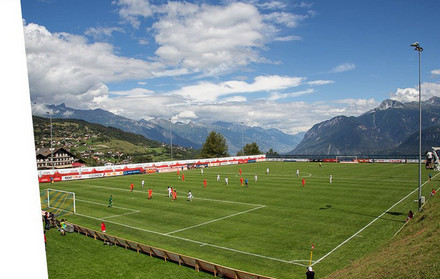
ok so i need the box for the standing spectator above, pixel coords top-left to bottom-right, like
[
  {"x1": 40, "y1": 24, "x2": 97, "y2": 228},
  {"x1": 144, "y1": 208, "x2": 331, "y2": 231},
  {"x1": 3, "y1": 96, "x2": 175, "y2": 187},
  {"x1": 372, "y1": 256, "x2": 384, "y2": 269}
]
[
  {"x1": 59, "y1": 219, "x2": 66, "y2": 235},
  {"x1": 44, "y1": 212, "x2": 50, "y2": 230},
  {"x1": 406, "y1": 210, "x2": 414, "y2": 222}
]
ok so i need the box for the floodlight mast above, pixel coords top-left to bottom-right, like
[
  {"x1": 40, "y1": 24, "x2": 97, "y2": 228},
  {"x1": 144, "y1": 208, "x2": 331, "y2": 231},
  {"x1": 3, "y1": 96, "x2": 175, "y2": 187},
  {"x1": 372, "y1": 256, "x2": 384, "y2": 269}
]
[{"x1": 411, "y1": 42, "x2": 423, "y2": 212}]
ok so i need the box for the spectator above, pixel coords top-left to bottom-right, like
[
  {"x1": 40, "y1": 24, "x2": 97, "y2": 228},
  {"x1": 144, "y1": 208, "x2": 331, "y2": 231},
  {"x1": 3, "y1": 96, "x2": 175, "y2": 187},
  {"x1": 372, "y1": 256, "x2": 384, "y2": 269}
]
[
  {"x1": 44, "y1": 212, "x2": 50, "y2": 230},
  {"x1": 306, "y1": 266, "x2": 315, "y2": 279},
  {"x1": 59, "y1": 219, "x2": 67, "y2": 235},
  {"x1": 406, "y1": 210, "x2": 413, "y2": 222}
]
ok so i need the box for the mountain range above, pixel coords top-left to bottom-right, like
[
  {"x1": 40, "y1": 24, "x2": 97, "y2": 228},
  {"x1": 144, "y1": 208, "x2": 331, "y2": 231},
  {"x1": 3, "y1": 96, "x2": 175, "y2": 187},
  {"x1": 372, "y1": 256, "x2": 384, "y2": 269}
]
[
  {"x1": 39, "y1": 104, "x2": 304, "y2": 154},
  {"x1": 290, "y1": 97, "x2": 440, "y2": 155}
]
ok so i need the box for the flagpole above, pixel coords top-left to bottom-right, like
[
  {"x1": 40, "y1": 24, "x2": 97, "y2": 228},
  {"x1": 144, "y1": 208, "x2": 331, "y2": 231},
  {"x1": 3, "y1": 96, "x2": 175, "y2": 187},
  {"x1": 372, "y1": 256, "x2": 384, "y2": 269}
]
[{"x1": 309, "y1": 244, "x2": 315, "y2": 266}]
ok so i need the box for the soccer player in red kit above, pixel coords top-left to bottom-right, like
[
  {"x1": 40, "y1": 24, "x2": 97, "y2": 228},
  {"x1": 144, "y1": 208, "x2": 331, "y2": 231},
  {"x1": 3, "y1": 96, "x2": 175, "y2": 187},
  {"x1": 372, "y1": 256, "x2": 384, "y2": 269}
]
[
  {"x1": 240, "y1": 177, "x2": 243, "y2": 186},
  {"x1": 101, "y1": 222, "x2": 106, "y2": 233},
  {"x1": 239, "y1": 169, "x2": 242, "y2": 175},
  {"x1": 148, "y1": 188, "x2": 153, "y2": 200},
  {"x1": 203, "y1": 179, "x2": 207, "y2": 188},
  {"x1": 172, "y1": 190, "x2": 177, "y2": 201},
  {"x1": 302, "y1": 178, "x2": 305, "y2": 187},
  {"x1": 182, "y1": 174, "x2": 185, "y2": 181},
  {"x1": 130, "y1": 182, "x2": 134, "y2": 192}
]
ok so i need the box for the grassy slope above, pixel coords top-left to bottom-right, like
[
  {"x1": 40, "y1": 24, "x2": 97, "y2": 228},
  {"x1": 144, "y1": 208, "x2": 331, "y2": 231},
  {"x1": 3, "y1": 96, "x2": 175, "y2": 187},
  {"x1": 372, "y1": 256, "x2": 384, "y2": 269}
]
[
  {"x1": 44, "y1": 227, "x2": 212, "y2": 279},
  {"x1": 324, "y1": 192, "x2": 440, "y2": 279}
]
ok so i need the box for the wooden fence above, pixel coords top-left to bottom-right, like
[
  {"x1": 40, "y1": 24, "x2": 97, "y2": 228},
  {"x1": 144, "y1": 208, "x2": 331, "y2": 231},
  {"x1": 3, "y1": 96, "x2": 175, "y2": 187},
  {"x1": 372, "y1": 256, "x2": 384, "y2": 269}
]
[{"x1": 66, "y1": 221, "x2": 275, "y2": 279}]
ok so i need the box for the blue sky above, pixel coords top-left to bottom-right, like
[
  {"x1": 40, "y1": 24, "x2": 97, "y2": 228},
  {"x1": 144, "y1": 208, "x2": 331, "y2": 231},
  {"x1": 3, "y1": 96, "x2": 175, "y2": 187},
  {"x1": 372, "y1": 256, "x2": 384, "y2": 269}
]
[{"x1": 20, "y1": 0, "x2": 440, "y2": 134}]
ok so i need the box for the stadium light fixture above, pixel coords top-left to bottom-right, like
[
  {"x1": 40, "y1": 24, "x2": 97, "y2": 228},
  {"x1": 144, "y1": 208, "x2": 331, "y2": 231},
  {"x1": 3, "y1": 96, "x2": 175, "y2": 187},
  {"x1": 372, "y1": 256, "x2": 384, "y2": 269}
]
[{"x1": 411, "y1": 42, "x2": 423, "y2": 211}]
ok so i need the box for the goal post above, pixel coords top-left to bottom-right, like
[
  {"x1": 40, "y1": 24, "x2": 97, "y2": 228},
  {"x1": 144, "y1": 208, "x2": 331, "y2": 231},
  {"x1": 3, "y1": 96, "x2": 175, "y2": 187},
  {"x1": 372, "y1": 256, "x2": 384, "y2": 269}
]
[
  {"x1": 336, "y1": 156, "x2": 358, "y2": 163},
  {"x1": 41, "y1": 188, "x2": 76, "y2": 215}
]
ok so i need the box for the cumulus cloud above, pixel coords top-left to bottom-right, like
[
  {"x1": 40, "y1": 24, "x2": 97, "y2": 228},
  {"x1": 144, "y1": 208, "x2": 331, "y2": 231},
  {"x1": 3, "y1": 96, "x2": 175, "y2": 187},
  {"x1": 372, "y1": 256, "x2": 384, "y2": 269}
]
[
  {"x1": 431, "y1": 69, "x2": 440, "y2": 75},
  {"x1": 170, "y1": 75, "x2": 305, "y2": 103},
  {"x1": 113, "y1": 0, "x2": 154, "y2": 28},
  {"x1": 390, "y1": 82, "x2": 440, "y2": 102},
  {"x1": 24, "y1": 23, "x2": 163, "y2": 108}
]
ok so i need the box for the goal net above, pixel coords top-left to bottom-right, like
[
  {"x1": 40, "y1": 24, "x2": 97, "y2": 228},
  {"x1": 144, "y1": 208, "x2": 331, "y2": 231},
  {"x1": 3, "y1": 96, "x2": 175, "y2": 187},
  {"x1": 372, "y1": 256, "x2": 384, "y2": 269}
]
[
  {"x1": 336, "y1": 156, "x2": 358, "y2": 163},
  {"x1": 40, "y1": 188, "x2": 76, "y2": 215}
]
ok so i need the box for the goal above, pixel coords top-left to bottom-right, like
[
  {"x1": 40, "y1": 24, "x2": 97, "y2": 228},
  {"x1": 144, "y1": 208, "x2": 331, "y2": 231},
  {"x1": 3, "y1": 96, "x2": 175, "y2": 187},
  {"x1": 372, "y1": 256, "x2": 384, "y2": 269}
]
[
  {"x1": 41, "y1": 189, "x2": 76, "y2": 215},
  {"x1": 336, "y1": 156, "x2": 358, "y2": 163}
]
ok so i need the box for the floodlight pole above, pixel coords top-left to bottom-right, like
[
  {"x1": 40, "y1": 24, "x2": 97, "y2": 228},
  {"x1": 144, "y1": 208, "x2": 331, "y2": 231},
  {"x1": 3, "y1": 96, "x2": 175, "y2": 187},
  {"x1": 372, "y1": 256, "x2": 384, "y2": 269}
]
[
  {"x1": 241, "y1": 122, "x2": 244, "y2": 156},
  {"x1": 169, "y1": 118, "x2": 173, "y2": 160},
  {"x1": 411, "y1": 42, "x2": 423, "y2": 212},
  {"x1": 47, "y1": 111, "x2": 54, "y2": 169}
]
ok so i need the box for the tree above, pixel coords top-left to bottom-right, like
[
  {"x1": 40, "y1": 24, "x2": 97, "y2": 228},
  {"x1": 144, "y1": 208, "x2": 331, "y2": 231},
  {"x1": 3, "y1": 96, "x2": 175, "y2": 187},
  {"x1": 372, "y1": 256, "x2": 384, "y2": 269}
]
[
  {"x1": 237, "y1": 142, "x2": 262, "y2": 156},
  {"x1": 266, "y1": 148, "x2": 279, "y2": 156},
  {"x1": 200, "y1": 131, "x2": 229, "y2": 158}
]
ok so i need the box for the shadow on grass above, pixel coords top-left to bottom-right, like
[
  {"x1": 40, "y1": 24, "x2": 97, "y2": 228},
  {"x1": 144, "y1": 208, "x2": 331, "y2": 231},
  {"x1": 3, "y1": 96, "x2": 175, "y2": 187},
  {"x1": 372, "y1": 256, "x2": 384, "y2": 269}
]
[{"x1": 319, "y1": 205, "x2": 405, "y2": 223}]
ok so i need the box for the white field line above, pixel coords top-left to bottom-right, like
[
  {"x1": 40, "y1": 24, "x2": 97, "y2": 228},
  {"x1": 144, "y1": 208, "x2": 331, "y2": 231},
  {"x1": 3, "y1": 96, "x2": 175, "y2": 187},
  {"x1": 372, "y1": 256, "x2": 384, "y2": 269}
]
[
  {"x1": 165, "y1": 205, "x2": 266, "y2": 235},
  {"x1": 77, "y1": 198, "x2": 140, "y2": 220},
  {"x1": 72, "y1": 185, "x2": 305, "y2": 265},
  {"x1": 392, "y1": 182, "x2": 440, "y2": 238},
  {"x1": 312, "y1": 172, "x2": 438, "y2": 266},
  {"x1": 78, "y1": 183, "x2": 264, "y2": 207},
  {"x1": 74, "y1": 211, "x2": 306, "y2": 266}
]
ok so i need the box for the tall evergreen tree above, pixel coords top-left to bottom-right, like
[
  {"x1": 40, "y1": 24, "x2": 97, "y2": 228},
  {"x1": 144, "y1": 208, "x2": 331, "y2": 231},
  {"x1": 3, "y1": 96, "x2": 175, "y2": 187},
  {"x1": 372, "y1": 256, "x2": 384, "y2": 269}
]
[{"x1": 200, "y1": 131, "x2": 229, "y2": 158}]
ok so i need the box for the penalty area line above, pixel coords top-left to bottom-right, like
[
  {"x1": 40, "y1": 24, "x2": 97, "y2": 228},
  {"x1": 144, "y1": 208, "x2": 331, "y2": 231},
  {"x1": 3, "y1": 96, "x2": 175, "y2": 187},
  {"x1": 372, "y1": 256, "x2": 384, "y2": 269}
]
[
  {"x1": 74, "y1": 212, "x2": 305, "y2": 266},
  {"x1": 164, "y1": 205, "x2": 266, "y2": 235}
]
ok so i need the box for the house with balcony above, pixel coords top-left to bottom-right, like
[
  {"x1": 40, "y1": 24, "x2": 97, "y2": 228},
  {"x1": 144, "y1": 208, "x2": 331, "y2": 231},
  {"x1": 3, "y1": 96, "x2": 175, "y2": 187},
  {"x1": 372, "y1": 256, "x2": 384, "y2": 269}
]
[{"x1": 36, "y1": 147, "x2": 84, "y2": 169}]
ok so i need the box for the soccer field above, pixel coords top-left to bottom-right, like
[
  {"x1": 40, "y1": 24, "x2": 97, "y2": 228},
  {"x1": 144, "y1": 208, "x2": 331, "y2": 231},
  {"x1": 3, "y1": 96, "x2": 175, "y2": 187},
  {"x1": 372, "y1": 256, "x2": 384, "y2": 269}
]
[{"x1": 40, "y1": 162, "x2": 437, "y2": 278}]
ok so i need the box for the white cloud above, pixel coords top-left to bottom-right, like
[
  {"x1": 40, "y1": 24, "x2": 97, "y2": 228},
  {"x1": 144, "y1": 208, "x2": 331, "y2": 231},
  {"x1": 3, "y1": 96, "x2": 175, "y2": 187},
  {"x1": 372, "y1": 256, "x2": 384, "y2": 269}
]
[
  {"x1": 307, "y1": 80, "x2": 334, "y2": 86},
  {"x1": 331, "y1": 63, "x2": 356, "y2": 73},
  {"x1": 113, "y1": 0, "x2": 154, "y2": 28},
  {"x1": 431, "y1": 69, "x2": 440, "y2": 75},
  {"x1": 390, "y1": 82, "x2": 440, "y2": 102},
  {"x1": 24, "y1": 23, "x2": 163, "y2": 109},
  {"x1": 84, "y1": 26, "x2": 124, "y2": 40},
  {"x1": 171, "y1": 75, "x2": 305, "y2": 102}
]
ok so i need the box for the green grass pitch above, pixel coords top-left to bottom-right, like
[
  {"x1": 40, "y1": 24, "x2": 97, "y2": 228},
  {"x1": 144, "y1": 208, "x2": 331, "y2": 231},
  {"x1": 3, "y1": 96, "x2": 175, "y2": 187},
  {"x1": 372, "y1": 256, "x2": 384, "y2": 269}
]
[{"x1": 40, "y1": 162, "x2": 437, "y2": 278}]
